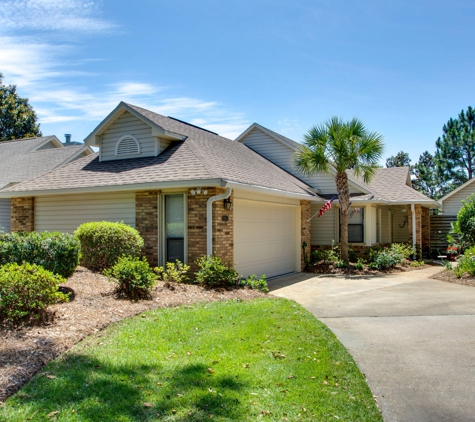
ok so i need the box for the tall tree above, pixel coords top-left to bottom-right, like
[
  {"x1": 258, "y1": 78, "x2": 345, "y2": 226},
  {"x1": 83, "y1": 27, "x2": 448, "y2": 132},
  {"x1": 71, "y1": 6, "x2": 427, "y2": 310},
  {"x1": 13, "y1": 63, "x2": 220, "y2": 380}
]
[
  {"x1": 386, "y1": 150, "x2": 411, "y2": 168},
  {"x1": 0, "y1": 73, "x2": 41, "y2": 142},
  {"x1": 412, "y1": 151, "x2": 444, "y2": 199},
  {"x1": 294, "y1": 117, "x2": 384, "y2": 263},
  {"x1": 435, "y1": 106, "x2": 475, "y2": 188}
]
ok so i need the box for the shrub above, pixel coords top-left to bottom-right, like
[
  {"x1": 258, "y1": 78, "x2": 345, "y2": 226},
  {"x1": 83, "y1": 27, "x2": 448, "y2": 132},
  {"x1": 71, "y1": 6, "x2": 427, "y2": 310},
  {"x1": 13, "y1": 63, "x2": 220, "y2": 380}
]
[
  {"x1": 75, "y1": 222, "x2": 144, "y2": 272},
  {"x1": 348, "y1": 248, "x2": 358, "y2": 263},
  {"x1": 0, "y1": 231, "x2": 79, "y2": 278},
  {"x1": 449, "y1": 194, "x2": 475, "y2": 249},
  {"x1": 453, "y1": 246, "x2": 475, "y2": 278},
  {"x1": 240, "y1": 274, "x2": 269, "y2": 293},
  {"x1": 311, "y1": 247, "x2": 339, "y2": 264},
  {"x1": 194, "y1": 255, "x2": 239, "y2": 287},
  {"x1": 155, "y1": 260, "x2": 190, "y2": 283},
  {"x1": 354, "y1": 259, "x2": 365, "y2": 270},
  {"x1": 0, "y1": 262, "x2": 69, "y2": 323},
  {"x1": 391, "y1": 243, "x2": 415, "y2": 260},
  {"x1": 104, "y1": 256, "x2": 157, "y2": 299},
  {"x1": 335, "y1": 259, "x2": 349, "y2": 268},
  {"x1": 370, "y1": 246, "x2": 405, "y2": 270}
]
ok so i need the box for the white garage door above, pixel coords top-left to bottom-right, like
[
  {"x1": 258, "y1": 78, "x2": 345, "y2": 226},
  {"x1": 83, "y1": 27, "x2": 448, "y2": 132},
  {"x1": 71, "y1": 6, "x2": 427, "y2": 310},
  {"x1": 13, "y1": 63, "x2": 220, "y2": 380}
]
[
  {"x1": 234, "y1": 200, "x2": 299, "y2": 278},
  {"x1": 35, "y1": 192, "x2": 136, "y2": 234}
]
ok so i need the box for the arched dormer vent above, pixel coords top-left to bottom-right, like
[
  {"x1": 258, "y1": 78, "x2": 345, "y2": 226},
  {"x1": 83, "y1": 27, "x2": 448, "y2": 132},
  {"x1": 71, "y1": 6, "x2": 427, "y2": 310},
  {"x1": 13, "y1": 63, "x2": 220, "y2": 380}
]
[{"x1": 116, "y1": 134, "x2": 141, "y2": 156}]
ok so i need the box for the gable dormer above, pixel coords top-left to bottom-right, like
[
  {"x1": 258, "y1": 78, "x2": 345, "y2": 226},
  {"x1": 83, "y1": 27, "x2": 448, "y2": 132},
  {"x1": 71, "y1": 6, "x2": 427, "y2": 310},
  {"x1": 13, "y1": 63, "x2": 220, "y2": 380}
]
[{"x1": 84, "y1": 102, "x2": 186, "y2": 162}]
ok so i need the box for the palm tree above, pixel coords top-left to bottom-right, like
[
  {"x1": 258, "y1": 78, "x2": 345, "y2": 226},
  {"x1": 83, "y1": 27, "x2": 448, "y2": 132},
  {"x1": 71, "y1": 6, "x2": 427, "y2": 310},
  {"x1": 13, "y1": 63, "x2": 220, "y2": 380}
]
[{"x1": 294, "y1": 117, "x2": 384, "y2": 263}]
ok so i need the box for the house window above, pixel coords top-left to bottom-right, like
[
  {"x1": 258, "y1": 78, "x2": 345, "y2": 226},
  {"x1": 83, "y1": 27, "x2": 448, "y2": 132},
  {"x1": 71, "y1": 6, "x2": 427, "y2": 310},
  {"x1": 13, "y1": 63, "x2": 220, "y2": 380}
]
[
  {"x1": 348, "y1": 207, "x2": 364, "y2": 243},
  {"x1": 340, "y1": 207, "x2": 365, "y2": 243},
  {"x1": 165, "y1": 194, "x2": 185, "y2": 263},
  {"x1": 116, "y1": 134, "x2": 140, "y2": 156}
]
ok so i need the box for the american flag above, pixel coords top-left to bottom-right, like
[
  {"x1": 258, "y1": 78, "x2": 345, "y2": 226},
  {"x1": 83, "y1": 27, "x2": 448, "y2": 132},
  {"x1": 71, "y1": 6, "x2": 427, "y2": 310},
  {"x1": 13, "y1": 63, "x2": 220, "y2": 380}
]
[{"x1": 317, "y1": 195, "x2": 338, "y2": 218}]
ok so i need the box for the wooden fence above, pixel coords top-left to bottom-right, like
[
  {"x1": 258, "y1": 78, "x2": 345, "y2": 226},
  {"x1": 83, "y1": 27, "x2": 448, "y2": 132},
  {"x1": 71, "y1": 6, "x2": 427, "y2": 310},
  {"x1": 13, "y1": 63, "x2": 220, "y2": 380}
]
[{"x1": 430, "y1": 215, "x2": 456, "y2": 253}]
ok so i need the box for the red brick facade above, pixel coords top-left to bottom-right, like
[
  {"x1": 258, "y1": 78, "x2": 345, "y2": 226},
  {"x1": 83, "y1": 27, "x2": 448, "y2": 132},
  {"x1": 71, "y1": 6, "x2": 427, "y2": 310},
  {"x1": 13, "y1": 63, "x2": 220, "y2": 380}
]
[
  {"x1": 11, "y1": 197, "x2": 35, "y2": 232},
  {"x1": 135, "y1": 191, "x2": 160, "y2": 266}
]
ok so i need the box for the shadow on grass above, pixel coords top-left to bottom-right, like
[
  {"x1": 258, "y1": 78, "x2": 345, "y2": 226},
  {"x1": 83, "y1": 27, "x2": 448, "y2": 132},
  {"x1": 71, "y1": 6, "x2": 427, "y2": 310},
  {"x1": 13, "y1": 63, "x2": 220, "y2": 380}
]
[{"x1": 7, "y1": 353, "x2": 248, "y2": 421}]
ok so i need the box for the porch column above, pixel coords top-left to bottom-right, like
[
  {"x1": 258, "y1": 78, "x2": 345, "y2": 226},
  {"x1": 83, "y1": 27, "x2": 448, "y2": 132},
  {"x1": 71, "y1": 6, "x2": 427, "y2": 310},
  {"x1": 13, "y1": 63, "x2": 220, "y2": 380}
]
[
  {"x1": 364, "y1": 205, "x2": 372, "y2": 246},
  {"x1": 408, "y1": 204, "x2": 422, "y2": 258},
  {"x1": 300, "y1": 200, "x2": 311, "y2": 270}
]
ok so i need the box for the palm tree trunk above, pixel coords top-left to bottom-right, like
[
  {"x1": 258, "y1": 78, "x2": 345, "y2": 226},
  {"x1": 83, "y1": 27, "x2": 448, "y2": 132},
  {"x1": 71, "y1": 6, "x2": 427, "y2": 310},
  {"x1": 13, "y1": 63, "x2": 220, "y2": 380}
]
[{"x1": 336, "y1": 171, "x2": 350, "y2": 263}]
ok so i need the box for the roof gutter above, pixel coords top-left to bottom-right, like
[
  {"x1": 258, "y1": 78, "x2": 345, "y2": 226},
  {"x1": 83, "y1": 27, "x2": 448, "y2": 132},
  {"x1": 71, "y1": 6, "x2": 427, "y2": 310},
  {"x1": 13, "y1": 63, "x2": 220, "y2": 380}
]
[
  {"x1": 223, "y1": 181, "x2": 318, "y2": 201},
  {"x1": 206, "y1": 187, "x2": 232, "y2": 257}
]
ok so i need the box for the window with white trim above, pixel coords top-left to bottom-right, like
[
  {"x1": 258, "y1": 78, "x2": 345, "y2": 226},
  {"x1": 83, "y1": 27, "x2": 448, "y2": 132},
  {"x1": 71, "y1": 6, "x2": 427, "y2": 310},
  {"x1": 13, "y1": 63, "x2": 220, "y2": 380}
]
[
  {"x1": 340, "y1": 206, "x2": 365, "y2": 243},
  {"x1": 116, "y1": 134, "x2": 140, "y2": 156}
]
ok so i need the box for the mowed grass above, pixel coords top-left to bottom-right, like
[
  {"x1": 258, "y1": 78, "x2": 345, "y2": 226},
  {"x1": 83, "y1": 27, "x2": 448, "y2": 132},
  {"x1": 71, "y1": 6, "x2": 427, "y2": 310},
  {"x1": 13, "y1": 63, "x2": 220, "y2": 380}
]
[{"x1": 1, "y1": 298, "x2": 382, "y2": 421}]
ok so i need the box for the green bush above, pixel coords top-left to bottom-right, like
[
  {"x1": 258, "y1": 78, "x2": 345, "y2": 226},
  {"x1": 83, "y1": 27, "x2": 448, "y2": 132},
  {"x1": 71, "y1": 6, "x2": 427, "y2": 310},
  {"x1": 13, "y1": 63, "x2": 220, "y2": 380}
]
[
  {"x1": 348, "y1": 248, "x2": 358, "y2": 263},
  {"x1": 335, "y1": 259, "x2": 349, "y2": 268},
  {"x1": 391, "y1": 243, "x2": 415, "y2": 260},
  {"x1": 449, "y1": 194, "x2": 475, "y2": 249},
  {"x1": 0, "y1": 262, "x2": 69, "y2": 323},
  {"x1": 354, "y1": 260, "x2": 365, "y2": 270},
  {"x1": 194, "y1": 255, "x2": 239, "y2": 287},
  {"x1": 155, "y1": 260, "x2": 190, "y2": 283},
  {"x1": 0, "y1": 231, "x2": 79, "y2": 278},
  {"x1": 104, "y1": 256, "x2": 157, "y2": 299},
  {"x1": 369, "y1": 245, "x2": 405, "y2": 270},
  {"x1": 311, "y1": 247, "x2": 339, "y2": 264},
  {"x1": 75, "y1": 222, "x2": 144, "y2": 272},
  {"x1": 453, "y1": 246, "x2": 475, "y2": 277},
  {"x1": 239, "y1": 274, "x2": 269, "y2": 293}
]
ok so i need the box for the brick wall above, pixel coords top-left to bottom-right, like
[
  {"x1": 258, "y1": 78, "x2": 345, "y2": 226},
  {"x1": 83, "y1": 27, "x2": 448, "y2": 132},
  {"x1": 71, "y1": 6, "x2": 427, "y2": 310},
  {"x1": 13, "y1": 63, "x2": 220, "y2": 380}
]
[
  {"x1": 187, "y1": 187, "x2": 234, "y2": 272},
  {"x1": 135, "y1": 191, "x2": 159, "y2": 266},
  {"x1": 11, "y1": 197, "x2": 35, "y2": 232},
  {"x1": 300, "y1": 200, "x2": 311, "y2": 270}
]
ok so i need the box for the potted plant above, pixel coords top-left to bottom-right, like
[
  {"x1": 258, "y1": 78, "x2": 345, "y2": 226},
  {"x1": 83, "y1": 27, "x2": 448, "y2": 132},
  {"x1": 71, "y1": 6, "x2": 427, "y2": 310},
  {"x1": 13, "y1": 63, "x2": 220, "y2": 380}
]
[{"x1": 446, "y1": 245, "x2": 458, "y2": 261}]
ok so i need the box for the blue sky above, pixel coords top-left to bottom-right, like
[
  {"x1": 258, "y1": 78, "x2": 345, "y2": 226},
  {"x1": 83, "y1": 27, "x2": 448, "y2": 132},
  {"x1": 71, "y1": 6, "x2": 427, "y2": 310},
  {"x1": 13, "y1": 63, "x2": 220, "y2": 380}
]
[{"x1": 1, "y1": 0, "x2": 474, "y2": 163}]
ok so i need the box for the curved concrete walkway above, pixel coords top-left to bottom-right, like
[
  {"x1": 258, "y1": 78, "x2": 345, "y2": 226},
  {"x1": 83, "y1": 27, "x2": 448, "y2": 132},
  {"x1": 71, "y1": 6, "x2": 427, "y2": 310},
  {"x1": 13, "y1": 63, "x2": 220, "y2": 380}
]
[{"x1": 270, "y1": 267, "x2": 475, "y2": 422}]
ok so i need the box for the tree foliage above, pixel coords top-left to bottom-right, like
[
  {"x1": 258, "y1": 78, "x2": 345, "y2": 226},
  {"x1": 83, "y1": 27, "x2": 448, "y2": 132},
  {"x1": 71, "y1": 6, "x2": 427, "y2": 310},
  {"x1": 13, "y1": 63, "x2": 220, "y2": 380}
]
[
  {"x1": 412, "y1": 151, "x2": 445, "y2": 199},
  {"x1": 435, "y1": 106, "x2": 475, "y2": 188},
  {"x1": 0, "y1": 72, "x2": 41, "y2": 142},
  {"x1": 294, "y1": 117, "x2": 384, "y2": 262},
  {"x1": 386, "y1": 150, "x2": 411, "y2": 168}
]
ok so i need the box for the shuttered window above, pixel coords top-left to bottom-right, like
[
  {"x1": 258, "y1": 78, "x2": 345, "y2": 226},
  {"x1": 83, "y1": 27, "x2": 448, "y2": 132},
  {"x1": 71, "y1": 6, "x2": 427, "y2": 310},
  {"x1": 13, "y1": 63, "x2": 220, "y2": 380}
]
[{"x1": 116, "y1": 135, "x2": 140, "y2": 156}]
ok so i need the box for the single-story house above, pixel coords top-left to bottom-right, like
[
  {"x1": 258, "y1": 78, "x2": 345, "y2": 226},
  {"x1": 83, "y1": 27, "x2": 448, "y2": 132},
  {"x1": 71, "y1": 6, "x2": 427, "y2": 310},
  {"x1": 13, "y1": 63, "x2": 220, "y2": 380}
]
[
  {"x1": 0, "y1": 102, "x2": 439, "y2": 277},
  {"x1": 0, "y1": 136, "x2": 92, "y2": 232},
  {"x1": 439, "y1": 178, "x2": 475, "y2": 217}
]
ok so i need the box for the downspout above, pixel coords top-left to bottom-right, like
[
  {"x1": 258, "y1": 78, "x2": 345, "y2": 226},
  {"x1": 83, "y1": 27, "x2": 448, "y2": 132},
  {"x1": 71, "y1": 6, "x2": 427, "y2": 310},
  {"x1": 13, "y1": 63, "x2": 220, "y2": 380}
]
[
  {"x1": 206, "y1": 187, "x2": 232, "y2": 257},
  {"x1": 411, "y1": 203, "x2": 416, "y2": 254}
]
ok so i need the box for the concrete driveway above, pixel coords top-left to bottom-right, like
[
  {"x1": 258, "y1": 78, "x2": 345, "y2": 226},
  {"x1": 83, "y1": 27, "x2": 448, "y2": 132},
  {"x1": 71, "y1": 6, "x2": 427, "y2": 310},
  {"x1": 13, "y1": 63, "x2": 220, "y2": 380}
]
[{"x1": 270, "y1": 267, "x2": 475, "y2": 422}]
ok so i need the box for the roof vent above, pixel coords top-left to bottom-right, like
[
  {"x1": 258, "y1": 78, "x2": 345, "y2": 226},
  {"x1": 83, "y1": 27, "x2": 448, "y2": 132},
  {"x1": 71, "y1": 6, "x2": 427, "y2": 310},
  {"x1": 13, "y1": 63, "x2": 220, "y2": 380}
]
[
  {"x1": 116, "y1": 134, "x2": 140, "y2": 156},
  {"x1": 65, "y1": 134, "x2": 71, "y2": 144}
]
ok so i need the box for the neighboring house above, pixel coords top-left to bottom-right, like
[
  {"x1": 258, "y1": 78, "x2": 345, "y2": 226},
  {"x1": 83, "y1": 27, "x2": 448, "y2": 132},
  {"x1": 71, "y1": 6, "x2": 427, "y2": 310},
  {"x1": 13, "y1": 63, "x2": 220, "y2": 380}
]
[
  {"x1": 439, "y1": 178, "x2": 475, "y2": 217},
  {"x1": 236, "y1": 123, "x2": 440, "y2": 256},
  {"x1": 0, "y1": 136, "x2": 93, "y2": 232},
  {"x1": 0, "y1": 103, "x2": 439, "y2": 277}
]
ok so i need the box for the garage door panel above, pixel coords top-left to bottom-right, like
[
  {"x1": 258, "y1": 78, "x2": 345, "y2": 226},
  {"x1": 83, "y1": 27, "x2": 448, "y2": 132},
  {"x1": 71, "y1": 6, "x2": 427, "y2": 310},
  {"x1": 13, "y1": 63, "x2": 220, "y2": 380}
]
[{"x1": 234, "y1": 200, "x2": 298, "y2": 278}]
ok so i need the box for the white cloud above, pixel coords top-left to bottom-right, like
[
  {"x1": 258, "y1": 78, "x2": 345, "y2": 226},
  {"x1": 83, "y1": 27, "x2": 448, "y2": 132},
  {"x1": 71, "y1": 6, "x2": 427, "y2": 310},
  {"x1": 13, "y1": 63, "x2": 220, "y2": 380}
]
[
  {"x1": 0, "y1": 0, "x2": 115, "y2": 33},
  {"x1": 0, "y1": 0, "x2": 249, "y2": 140}
]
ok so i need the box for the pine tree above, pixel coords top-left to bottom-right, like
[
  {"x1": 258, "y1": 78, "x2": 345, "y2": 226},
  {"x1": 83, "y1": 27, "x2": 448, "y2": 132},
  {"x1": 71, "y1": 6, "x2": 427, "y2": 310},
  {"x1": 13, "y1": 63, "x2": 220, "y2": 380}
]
[
  {"x1": 435, "y1": 106, "x2": 475, "y2": 188},
  {"x1": 386, "y1": 150, "x2": 411, "y2": 168}
]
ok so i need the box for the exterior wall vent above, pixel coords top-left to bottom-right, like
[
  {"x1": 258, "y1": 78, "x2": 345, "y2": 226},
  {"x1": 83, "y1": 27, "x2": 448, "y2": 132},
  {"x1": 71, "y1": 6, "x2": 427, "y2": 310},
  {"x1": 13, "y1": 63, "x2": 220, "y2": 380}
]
[{"x1": 116, "y1": 134, "x2": 141, "y2": 156}]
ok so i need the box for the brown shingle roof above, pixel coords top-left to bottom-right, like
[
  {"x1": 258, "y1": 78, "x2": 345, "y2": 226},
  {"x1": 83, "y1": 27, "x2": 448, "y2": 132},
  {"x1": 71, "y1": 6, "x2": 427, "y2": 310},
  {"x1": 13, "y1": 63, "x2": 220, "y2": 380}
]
[
  {"x1": 1, "y1": 108, "x2": 318, "y2": 197},
  {"x1": 0, "y1": 136, "x2": 87, "y2": 189}
]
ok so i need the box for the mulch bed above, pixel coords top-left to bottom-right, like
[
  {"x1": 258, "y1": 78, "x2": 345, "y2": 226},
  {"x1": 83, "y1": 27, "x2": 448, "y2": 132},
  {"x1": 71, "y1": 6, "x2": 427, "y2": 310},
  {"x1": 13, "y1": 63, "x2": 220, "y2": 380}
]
[
  {"x1": 431, "y1": 269, "x2": 475, "y2": 287},
  {"x1": 0, "y1": 267, "x2": 267, "y2": 404},
  {"x1": 306, "y1": 261, "x2": 435, "y2": 275}
]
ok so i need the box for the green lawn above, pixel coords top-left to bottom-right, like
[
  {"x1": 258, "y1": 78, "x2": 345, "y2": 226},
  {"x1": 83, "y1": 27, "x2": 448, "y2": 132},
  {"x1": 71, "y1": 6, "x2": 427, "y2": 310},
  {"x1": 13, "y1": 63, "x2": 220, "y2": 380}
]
[{"x1": 1, "y1": 298, "x2": 382, "y2": 421}]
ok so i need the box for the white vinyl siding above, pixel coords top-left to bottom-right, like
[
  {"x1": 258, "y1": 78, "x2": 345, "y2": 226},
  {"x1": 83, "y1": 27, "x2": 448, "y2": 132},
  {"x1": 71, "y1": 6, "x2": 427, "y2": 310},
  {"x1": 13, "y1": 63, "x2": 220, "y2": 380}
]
[
  {"x1": 0, "y1": 198, "x2": 11, "y2": 232},
  {"x1": 35, "y1": 192, "x2": 136, "y2": 233},
  {"x1": 240, "y1": 128, "x2": 363, "y2": 195},
  {"x1": 234, "y1": 199, "x2": 299, "y2": 278},
  {"x1": 441, "y1": 183, "x2": 475, "y2": 216},
  {"x1": 392, "y1": 209, "x2": 409, "y2": 243},
  {"x1": 380, "y1": 208, "x2": 390, "y2": 244},
  {"x1": 100, "y1": 111, "x2": 158, "y2": 161},
  {"x1": 310, "y1": 204, "x2": 336, "y2": 245}
]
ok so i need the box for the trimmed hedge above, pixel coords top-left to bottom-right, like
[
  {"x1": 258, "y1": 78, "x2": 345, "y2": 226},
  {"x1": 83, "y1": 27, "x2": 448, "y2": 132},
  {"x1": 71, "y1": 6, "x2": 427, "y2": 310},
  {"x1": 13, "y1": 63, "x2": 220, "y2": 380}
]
[
  {"x1": 75, "y1": 222, "x2": 144, "y2": 272},
  {"x1": 0, "y1": 262, "x2": 69, "y2": 323},
  {"x1": 0, "y1": 231, "x2": 80, "y2": 278},
  {"x1": 104, "y1": 256, "x2": 157, "y2": 299}
]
